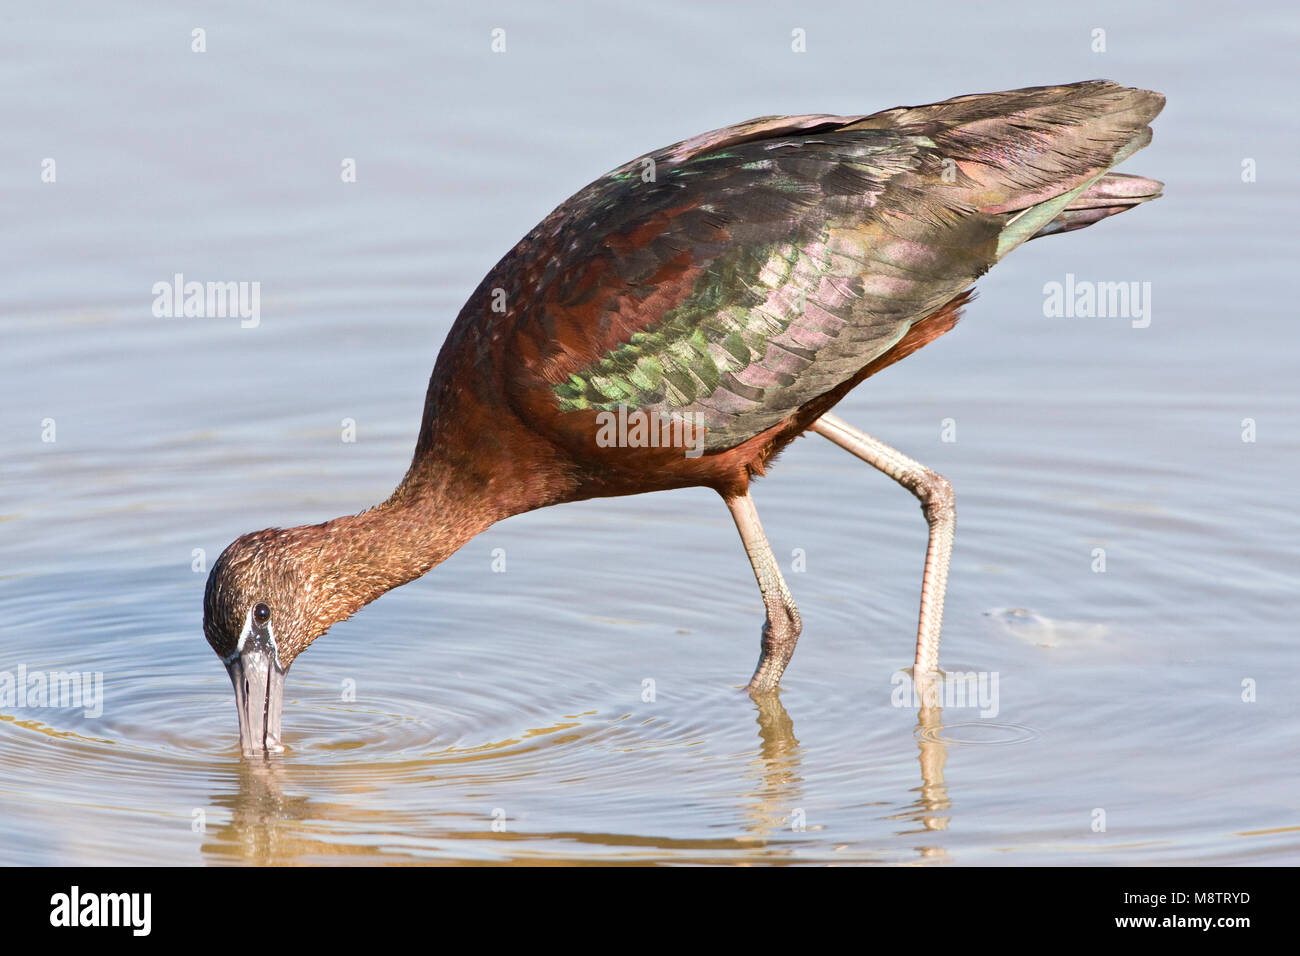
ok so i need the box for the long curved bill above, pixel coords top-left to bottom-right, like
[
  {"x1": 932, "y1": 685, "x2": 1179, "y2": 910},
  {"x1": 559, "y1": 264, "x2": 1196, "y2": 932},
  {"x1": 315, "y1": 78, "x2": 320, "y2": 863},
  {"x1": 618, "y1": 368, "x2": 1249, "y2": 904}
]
[{"x1": 223, "y1": 619, "x2": 287, "y2": 755}]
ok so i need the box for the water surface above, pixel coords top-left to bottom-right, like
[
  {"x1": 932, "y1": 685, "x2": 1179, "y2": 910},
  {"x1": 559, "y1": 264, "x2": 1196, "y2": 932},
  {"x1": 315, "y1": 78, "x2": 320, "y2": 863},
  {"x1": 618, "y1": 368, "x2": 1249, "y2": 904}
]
[{"x1": 2, "y1": 1, "x2": 1297, "y2": 864}]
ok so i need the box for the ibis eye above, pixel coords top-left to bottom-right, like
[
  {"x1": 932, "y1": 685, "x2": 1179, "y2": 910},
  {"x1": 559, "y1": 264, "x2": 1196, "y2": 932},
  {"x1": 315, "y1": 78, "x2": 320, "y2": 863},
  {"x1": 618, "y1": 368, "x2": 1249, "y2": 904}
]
[{"x1": 253, "y1": 603, "x2": 271, "y2": 625}]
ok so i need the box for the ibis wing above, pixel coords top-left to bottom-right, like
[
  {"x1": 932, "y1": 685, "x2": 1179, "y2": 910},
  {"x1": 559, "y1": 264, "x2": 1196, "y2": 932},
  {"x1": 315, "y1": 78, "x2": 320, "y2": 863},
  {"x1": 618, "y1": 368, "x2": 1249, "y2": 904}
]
[
  {"x1": 478, "y1": 81, "x2": 1161, "y2": 452},
  {"x1": 493, "y1": 126, "x2": 994, "y2": 452}
]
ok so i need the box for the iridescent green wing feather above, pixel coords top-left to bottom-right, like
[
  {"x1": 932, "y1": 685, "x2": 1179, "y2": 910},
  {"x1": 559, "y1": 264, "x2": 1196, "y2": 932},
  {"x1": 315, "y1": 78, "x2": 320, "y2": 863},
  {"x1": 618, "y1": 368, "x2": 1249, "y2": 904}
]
[{"x1": 483, "y1": 81, "x2": 1162, "y2": 452}]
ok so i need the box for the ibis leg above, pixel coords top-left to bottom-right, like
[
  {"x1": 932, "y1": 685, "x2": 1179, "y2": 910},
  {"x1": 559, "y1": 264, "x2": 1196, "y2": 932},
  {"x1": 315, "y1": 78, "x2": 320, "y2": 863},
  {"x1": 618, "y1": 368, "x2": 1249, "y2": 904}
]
[
  {"x1": 725, "y1": 492, "x2": 802, "y2": 692},
  {"x1": 811, "y1": 412, "x2": 953, "y2": 678}
]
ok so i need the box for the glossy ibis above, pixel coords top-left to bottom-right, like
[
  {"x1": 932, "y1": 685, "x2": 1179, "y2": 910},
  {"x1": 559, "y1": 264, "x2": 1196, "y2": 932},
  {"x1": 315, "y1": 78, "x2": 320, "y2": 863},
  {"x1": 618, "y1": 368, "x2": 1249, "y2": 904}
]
[{"x1": 204, "y1": 80, "x2": 1164, "y2": 754}]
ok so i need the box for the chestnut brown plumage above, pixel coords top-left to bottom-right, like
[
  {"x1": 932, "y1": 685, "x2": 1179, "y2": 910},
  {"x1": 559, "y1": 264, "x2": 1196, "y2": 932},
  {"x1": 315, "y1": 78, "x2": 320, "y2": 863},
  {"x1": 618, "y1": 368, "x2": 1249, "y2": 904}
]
[{"x1": 204, "y1": 80, "x2": 1164, "y2": 754}]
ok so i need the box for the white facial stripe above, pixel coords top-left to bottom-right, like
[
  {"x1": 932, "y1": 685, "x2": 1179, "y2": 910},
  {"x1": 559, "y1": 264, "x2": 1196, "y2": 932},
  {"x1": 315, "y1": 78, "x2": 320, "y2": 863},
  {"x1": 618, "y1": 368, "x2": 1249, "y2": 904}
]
[
  {"x1": 233, "y1": 606, "x2": 255, "y2": 655},
  {"x1": 222, "y1": 605, "x2": 279, "y2": 664}
]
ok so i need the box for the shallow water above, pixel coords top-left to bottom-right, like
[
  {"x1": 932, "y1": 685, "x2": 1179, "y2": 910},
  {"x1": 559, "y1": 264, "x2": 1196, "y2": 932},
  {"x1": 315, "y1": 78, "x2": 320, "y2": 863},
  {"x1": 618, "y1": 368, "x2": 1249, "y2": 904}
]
[{"x1": 2, "y1": 1, "x2": 1298, "y2": 865}]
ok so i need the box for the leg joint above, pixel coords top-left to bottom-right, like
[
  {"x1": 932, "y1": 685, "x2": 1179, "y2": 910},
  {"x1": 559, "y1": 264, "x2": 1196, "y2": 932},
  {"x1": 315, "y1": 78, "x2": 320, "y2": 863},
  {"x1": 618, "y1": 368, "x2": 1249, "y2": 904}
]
[
  {"x1": 915, "y1": 470, "x2": 955, "y2": 523},
  {"x1": 773, "y1": 599, "x2": 802, "y2": 637},
  {"x1": 761, "y1": 593, "x2": 801, "y2": 644}
]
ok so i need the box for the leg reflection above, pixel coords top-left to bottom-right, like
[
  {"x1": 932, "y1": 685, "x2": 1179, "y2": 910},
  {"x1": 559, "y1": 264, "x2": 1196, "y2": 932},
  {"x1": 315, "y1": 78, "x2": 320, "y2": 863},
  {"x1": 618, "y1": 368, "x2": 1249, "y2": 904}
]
[{"x1": 740, "y1": 691, "x2": 806, "y2": 845}]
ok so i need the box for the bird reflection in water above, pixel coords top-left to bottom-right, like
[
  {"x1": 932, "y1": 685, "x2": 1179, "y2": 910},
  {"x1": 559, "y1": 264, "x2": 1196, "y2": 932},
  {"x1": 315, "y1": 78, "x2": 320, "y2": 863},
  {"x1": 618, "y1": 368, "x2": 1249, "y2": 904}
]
[{"x1": 737, "y1": 684, "x2": 953, "y2": 861}]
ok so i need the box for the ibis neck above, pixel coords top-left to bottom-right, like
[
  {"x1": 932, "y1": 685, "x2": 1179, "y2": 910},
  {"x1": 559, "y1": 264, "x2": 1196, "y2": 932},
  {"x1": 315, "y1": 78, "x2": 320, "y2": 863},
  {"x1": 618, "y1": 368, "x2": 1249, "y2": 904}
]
[
  {"x1": 273, "y1": 462, "x2": 514, "y2": 664},
  {"x1": 327, "y1": 475, "x2": 501, "y2": 603},
  {"x1": 314, "y1": 389, "x2": 580, "y2": 613}
]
